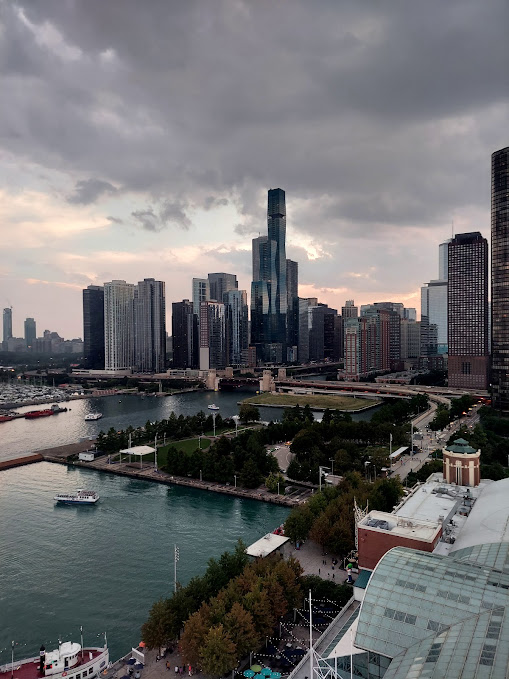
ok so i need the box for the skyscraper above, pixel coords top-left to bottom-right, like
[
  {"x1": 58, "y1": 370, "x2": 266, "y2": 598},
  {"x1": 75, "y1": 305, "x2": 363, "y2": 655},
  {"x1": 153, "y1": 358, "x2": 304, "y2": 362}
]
[
  {"x1": 342, "y1": 300, "x2": 358, "y2": 319},
  {"x1": 24, "y1": 318, "x2": 36, "y2": 350},
  {"x1": 491, "y1": 146, "x2": 509, "y2": 411},
  {"x1": 3, "y1": 307, "x2": 12, "y2": 344},
  {"x1": 104, "y1": 280, "x2": 135, "y2": 371},
  {"x1": 134, "y1": 278, "x2": 166, "y2": 373},
  {"x1": 192, "y1": 278, "x2": 210, "y2": 316},
  {"x1": 438, "y1": 239, "x2": 452, "y2": 281},
  {"x1": 224, "y1": 289, "x2": 249, "y2": 367},
  {"x1": 172, "y1": 299, "x2": 196, "y2": 369},
  {"x1": 208, "y1": 273, "x2": 237, "y2": 303},
  {"x1": 421, "y1": 280, "x2": 448, "y2": 355},
  {"x1": 199, "y1": 300, "x2": 226, "y2": 370},
  {"x1": 286, "y1": 259, "x2": 299, "y2": 358},
  {"x1": 251, "y1": 188, "x2": 288, "y2": 362},
  {"x1": 83, "y1": 285, "x2": 105, "y2": 369},
  {"x1": 448, "y1": 232, "x2": 489, "y2": 389}
]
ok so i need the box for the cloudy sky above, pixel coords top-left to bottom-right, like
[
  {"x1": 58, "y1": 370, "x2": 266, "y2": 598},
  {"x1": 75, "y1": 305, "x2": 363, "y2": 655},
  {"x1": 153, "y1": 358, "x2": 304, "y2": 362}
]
[{"x1": 1, "y1": 0, "x2": 508, "y2": 339}]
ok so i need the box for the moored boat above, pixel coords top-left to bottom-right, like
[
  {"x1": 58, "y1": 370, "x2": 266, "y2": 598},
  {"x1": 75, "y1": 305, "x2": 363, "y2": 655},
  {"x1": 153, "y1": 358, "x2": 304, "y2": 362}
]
[
  {"x1": 84, "y1": 413, "x2": 102, "y2": 421},
  {"x1": 208, "y1": 404, "x2": 220, "y2": 411},
  {"x1": 25, "y1": 409, "x2": 54, "y2": 419},
  {"x1": 0, "y1": 635, "x2": 109, "y2": 679},
  {"x1": 54, "y1": 490, "x2": 100, "y2": 505}
]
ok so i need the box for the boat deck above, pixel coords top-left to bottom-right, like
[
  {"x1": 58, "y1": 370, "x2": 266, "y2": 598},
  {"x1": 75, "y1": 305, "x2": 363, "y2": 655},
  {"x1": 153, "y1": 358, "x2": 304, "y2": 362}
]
[{"x1": 2, "y1": 649, "x2": 105, "y2": 679}]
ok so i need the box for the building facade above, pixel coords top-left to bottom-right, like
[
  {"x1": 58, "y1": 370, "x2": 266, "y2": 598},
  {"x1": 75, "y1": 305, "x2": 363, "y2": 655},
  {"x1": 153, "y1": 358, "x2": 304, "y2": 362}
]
[
  {"x1": 442, "y1": 438, "x2": 481, "y2": 487},
  {"x1": 447, "y1": 232, "x2": 489, "y2": 389},
  {"x1": 199, "y1": 300, "x2": 226, "y2": 370},
  {"x1": 2, "y1": 307, "x2": 12, "y2": 345},
  {"x1": 207, "y1": 272, "x2": 237, "y2": 303},
  {"x1": 421, "y1": 280, "x2": 448, "y2": 355},
  {"x1": 192, "y1": 278, "x2": 210, "y2": 316},
  {"x1": 172, "y1": 299, "x2": 196, "y2": 369},
  {"x1": 134, "y1": 278, "x2": 166, "y2": 373},
  {"x1": 104, "y1": 280, "x2": 135, "y2": 371},
  {"x1": 82, "y1": 285, "x2": 105, "y2": 369},
  {"x1": 24, "y1": 317, "x2": 36, "y2": 350},
  {"x1": 491, "y1": 146, "x2": 509, "y2": 411},
  {"x1": 224, "y1": 289, "x2": 249, "y2": 367}
]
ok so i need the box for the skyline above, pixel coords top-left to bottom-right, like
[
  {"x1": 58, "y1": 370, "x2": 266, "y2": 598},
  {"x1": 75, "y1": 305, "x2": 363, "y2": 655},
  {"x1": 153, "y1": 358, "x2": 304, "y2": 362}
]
[{"x1": 1, "y1": 0, "x2": 508, "y2": 338}]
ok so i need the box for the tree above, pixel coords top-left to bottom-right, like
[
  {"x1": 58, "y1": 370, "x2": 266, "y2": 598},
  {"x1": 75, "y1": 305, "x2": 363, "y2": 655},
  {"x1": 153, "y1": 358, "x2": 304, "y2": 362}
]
[
  {"x1": 284, "y1": 505, "x2": 314, "y2": 543},
  {"x1": 240, "y1": 457, "x2": 262, "y2": 488},
  {"x1": 179, "y1": 608, "x2": 210, "y2": 666},
  {"x1": 265, "y1": 472, "x2": 286, "y2": 493},
  {"x1": 239, "y1": 402, "x2": 261, "y2": 424},
  {"x1": 223, "y1": 603, "x2": 259, "y2": 658},
  {"x1": 199, "y1": 625, "x2": 237, "y2": 676},
  {"x1": 141, "y1": 599, "x2": 173, "y2": 653}
]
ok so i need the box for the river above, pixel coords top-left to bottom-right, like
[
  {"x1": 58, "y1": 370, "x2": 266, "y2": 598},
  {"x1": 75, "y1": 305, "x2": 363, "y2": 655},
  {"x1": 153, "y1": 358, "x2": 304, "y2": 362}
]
[
  {"x1": 0, "y1": 462, "x2": 290, "y2": 664},
  {"x1": 0, "y1": 390, "x2": 380, "y2": 462}
]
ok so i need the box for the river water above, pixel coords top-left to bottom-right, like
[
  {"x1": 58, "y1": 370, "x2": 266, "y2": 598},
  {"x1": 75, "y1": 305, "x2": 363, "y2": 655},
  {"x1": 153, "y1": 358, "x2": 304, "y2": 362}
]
[
  {"x1": 0, "y1": 462, "x2": 290, "y2": 664},
  {"x1": 1, "y1": 390, "x2": 379, "y2": 462}
]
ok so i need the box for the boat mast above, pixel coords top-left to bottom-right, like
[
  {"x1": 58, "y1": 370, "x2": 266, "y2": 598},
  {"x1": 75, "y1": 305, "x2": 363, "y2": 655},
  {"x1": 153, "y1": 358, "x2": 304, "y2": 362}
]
[{"x1": 80, "y1": 627, "x2": 83, "y2": 660}]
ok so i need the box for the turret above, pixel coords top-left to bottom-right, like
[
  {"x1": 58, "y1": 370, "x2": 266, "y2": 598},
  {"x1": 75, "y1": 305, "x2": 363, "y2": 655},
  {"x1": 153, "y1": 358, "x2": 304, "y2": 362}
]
[{"x1": 39, "y1": 646, "x2": 46, "y2": 675}]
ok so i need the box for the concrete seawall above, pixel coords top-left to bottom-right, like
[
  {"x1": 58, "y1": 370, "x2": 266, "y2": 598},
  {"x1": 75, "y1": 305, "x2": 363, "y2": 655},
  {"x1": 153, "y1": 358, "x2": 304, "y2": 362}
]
[{"x1": 0, "y1": 454, "x2": 44, "y2": 471}]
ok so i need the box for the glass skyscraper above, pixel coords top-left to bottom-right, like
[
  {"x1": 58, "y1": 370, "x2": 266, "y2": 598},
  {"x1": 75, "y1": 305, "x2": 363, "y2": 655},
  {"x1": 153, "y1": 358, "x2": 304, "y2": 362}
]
[
  {"x1": 491, "y1": 146, "x2": 509, "y2": 411},
  {"x1": 134, "y1": 278, "x2": 166, "y2": 373},
  {"x1": 83, "y1": 285, "x2": 105, "y2": 369},
  {"x1": 251, "y1": 188, "x2": 288, "y2": 362}
]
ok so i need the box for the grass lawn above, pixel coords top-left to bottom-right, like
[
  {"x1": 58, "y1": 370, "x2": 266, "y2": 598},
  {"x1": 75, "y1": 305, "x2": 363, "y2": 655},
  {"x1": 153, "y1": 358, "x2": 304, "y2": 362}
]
[
  {"x1": 156, "y1": 437, "x2": 211, "y2": 466},
  {"x1": 241, "y1": 392, "x2": 381, "y2": 411}
]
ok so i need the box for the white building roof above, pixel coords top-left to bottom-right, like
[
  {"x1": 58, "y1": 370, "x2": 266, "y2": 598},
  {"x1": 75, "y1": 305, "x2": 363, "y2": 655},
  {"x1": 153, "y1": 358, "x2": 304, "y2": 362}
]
[
  {"x1": 246, "y1": 533, "x2": 289, "y2": 558},
  {"x1": 450, "y1": 477, "x2": 509, "y2": 553},
  {"x1": 118, "y1": 445, "x2": 155, "y2": 456},
  {"x1": 360, "y1": 510, "x2": 441, "y2": 543}
]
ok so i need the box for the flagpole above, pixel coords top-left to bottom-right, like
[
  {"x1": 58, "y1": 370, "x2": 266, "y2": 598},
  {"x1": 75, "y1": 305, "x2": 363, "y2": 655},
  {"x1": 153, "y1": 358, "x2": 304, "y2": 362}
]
[
  {"x1": 80, "y1": 626, "x2": 83, "y2": 660},
  {"x1": 174, "y1": 544, "x2": 180, "y2": 593}
]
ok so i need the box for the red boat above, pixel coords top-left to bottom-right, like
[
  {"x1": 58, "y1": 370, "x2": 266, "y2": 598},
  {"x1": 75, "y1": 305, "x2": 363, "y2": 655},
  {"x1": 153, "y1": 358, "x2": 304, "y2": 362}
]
[
  {"x1": 0, "y1": 415, "x2": 13, "y2": 422},
  {"x1": 24, "y1": 409, "x2": 55, "y2": 419}
]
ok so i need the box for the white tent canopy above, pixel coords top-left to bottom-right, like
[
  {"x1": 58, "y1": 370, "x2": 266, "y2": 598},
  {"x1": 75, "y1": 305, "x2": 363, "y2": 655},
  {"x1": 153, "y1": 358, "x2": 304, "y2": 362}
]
[{"x1": 119, "y1": 444, "x2": 155, "y2": 468}]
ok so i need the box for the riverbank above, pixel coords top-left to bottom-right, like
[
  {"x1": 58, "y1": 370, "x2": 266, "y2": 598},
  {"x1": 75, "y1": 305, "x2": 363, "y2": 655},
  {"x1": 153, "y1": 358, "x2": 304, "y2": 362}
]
[{"x1": 241, "y1": 392, "x2": 381, "y2": 411}]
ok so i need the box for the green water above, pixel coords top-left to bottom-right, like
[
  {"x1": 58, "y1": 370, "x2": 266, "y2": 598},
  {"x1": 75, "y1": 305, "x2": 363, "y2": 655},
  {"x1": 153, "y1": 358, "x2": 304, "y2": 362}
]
[{"x1": 0, "y1": 463, "x2": 289, "y2": 664}]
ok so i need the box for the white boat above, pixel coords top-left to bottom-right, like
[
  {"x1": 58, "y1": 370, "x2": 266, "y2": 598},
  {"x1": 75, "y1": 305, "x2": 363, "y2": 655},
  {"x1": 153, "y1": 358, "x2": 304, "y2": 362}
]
[
  {"x1": 0, "y1": 636, "x2": 109, "y2": 679},
  {"x1": 208, "y1": 404, "x2": 220, "y2": 411},
  {"x1": 84, "y1": 413, "x2": 102, "y2": 421},
  {"x1": 54, "y1": 490, "x2": 100, "y2": 505}
]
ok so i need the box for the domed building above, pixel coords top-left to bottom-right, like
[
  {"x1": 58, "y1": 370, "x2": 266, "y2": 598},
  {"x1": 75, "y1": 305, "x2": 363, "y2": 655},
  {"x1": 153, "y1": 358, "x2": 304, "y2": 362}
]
[{"x1": 443, "y1": 437, "x2": 480, "y2": 486}]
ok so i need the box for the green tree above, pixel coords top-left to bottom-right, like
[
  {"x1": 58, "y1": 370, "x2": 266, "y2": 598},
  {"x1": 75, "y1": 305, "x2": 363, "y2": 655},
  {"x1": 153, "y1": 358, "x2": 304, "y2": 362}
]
[
  {"x1": 240, "y1": 457, "x2": 262, "y2": 488},
  {"x1": 179, "y1": 608, "x2": 210, "y2": 667},
  {"x1": 265, "y1": 472, "x2": 286, "y2": 493},
  {"x1": 239, "y1": 402, "x2": 261, "y2": 424},
  {"x1": 223, "y1": 603, "x2": 259, "y2": 657},
  {"x1": 199, "y1": 625, "x2": 237, "y2": 676},
  {"x1": 141, "y1": 599, "x2": 173, "y2": 653}
]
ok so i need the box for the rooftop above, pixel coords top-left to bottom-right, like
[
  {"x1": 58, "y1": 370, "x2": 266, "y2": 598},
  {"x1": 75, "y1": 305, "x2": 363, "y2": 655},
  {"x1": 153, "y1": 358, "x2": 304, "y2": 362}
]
[
  {"x1": 360, "y1": 510, "x2": 441, "y2": 543},
  {"x1": 246, "y1": 533, "x2": 289, "y2": 558},
  {"x1": 444, "y1": 437, "x2": 478, "y2": 454}
]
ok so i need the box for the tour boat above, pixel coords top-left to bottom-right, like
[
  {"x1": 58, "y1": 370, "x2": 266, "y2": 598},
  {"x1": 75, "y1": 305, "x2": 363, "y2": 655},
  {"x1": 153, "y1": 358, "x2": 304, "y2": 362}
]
[
  {"x1": 0, "y1": 635, "x2": 109, "y2": 679},
  {"x1": 54, "y1": 490, "x2": 100, "y2": 505},
  {"x1": 208, "y1": 404, "x2": 220, "y2": 411},
  {"x1": 84, "y1": 413, "x2": 102, "y2": 421}
]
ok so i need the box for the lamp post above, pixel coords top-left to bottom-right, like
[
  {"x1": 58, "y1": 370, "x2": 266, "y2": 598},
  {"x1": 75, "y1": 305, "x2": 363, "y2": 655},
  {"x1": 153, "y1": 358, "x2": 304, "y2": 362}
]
[
  {"x1": 234, "y1": 474, "x2": 237, "y2": 488},
  {"x1": 174, "y1": 544, "x2": 179, "y2": 593},
  {"x1": 199, "y1": 469, "x2": 202, "y2": 482},
  {"x1": 329, "y1": 458, "x2": 335, "y2": 477},
  {"x1": 232, "y1": 415, "x2": 240, "y2": 437},
  {"x1": 318, "y1": 465, "x2": 330, "y2": 492},
  {"x1": 364, "y1": 460, "x2": 371, "y2": 482}
]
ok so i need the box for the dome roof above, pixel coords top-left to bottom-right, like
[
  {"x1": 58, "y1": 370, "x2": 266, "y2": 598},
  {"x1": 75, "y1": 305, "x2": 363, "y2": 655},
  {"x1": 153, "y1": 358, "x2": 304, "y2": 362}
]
[{"x1": 445, "y1": 438, "x2": 477, "y2": 454}]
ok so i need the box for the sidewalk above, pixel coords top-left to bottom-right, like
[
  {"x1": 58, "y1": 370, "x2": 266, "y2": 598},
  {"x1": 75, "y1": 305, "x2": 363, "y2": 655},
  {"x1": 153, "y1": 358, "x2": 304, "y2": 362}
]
[{"x1": 289, "y1": 539, "x2": 347, "y2": 583}]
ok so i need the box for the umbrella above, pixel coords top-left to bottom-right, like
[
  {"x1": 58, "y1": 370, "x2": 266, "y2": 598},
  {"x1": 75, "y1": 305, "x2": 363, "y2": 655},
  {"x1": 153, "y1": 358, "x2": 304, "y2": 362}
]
[
  {"x1": 126, "y1": 659, "x2": 136, "y2": 666},
  {"x1": 261, "y1": 670, "x2": 272, "y2": 676},
  {"x1": 139, "y1": 642, "x2": 146, "y2": 648},
  {"x1": 271, "y1": 673, "x2": 282, "y2": 679},
  {"x1": 243, "y1": 672, "x2": 255, "y2": 678},
  {"x1": 250, "y1": 666, "x2": 262, "y2": 673}
]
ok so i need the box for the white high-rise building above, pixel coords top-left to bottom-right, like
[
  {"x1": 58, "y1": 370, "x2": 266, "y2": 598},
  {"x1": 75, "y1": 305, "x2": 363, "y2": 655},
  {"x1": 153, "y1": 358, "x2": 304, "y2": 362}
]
[
  {"x1": 421, "y1": 280, "x2": 448, "y2": 354},
  {"x1": 438, "y1": 239, "x2": 452, "y2": 281},
  {"x1": 134, "y1": 278, "x2": 166, "y2": 373},
  {"x1": 104, "y1": 280, "x2": 135, "y2": 371}
]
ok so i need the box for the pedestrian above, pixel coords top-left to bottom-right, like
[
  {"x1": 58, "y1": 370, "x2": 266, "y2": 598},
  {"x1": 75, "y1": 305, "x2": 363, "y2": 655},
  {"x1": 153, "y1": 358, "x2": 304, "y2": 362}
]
[
  {"x1": 318, "y1": 568, "x2": 320, "y2": 574},
  {"x1": 188, "y1": 666, "x2": 192, "y2": 676},
  {"x1": 333, "y1": 573, "x2": 335, "y2": 580},
  {"x1": 175, "y1": 667, "x2": 179, "y2": 676},
  {"x1": 166, "y1": 662, "x2": 170, "y2": 671}
]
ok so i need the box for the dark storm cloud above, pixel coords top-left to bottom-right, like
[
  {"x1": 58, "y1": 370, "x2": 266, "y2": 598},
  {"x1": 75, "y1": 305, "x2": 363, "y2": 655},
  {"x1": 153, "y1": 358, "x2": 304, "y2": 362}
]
[
  {"x1": 67, "y1": 178, "x2": 118, "y2": 204},
  {"x1": 2, "y1": 0, "x2": 508, "y2": 237},
  {"x1": 106, "y1": 216, "x2": 123, "y2": 224}
]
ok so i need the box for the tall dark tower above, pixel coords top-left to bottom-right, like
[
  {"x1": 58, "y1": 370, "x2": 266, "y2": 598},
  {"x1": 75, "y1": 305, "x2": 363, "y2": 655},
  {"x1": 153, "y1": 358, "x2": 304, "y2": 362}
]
[
  {"x1": 491, "y1": 147, "x2": 509, "y2": 412},
  {"x1": 83, "y1": 285, "x2": 105, "y2": 369},
  {"x1": 267, "y1": 188, "x2": 287, "y2": 345},
  {"x1": 448, "y1": 232, "x2": 489, "y2": 389}
]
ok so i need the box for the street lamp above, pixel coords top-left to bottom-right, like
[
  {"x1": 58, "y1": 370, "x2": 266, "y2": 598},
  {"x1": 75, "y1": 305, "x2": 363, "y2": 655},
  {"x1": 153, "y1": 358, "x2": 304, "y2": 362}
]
[
  {"x1": 329, "y1": 458, "x2": 335, "y2": 477},
  {"x1": 318, "y1": 465, "x2": 330, "y2": 492},
  {"x1": 199, "y1": 469, "x2": 202, "y2": 482},
  {"x1": 232, "y1": 414, "x2": 240, "y2": 437},
  {"x1": 234, "y1": 474, "x2": 237, "y2": 488},
  {"x1": 364, "y1": 460, "x2": 371, "y2": 482}
]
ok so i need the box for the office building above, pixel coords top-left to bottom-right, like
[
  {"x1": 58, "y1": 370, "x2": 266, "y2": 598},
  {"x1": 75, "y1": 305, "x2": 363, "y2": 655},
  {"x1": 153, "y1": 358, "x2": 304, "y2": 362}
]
[
  {"x1": 199, "y1": 300, "x2": 226, "y2": 370},
  {"x1": 172, "y1": 300, "x2": 196, "y2": 369},
  {"x1": 448, "y1": 232, "x2": 489, "y2": 389},
  {"x1": 24, "y1": 317, "x2": 36, "y2": 349},
  {"x1": 192, "y1": 278, "x2": 210, "y2": 316},
  {"x1": 286, "y1": 259, "x2": 299, "y2": 357},
  {"x1": 491, "y1": 146, "x2": 509, "y2": 411},
  {"x1": 3, "y1": 307, "x2": 12, "y2": 345},
  {"x1": 82, "y1": 285, "x2": 105, "y2": 369},
  {"x1": 324, "y1": 309, "x2": 342, "y2": 361},
  {"x1": 134, "y1": 278, "x2": 166, "y2": 373},
  {"x1": 207, "y1": 273, "x2": 237, "y2": 303},
  {"x1": 104, "y1": 280, "x2": 135, "y2": 371},
  {"x1": 341, "y1": 300, "x2": 358, "y2": 319},
  {"x1": 361, "y1": 303, "x2": 402, "y2": 368},
  {"x1": 438, "y1": 238, "x2": 452, "y2": 281},
  {"x1": 251, "y1": 188, "x2": 288, "y2": 362},
  {"x1": 224, "y1": 289, "x2": 249, "y2": 367},
  {"x1": 345, "y1": 308, "x2": 391, "y2": 380},
  {"x1": 421, "y1": 280, "x2": 448, "y2": 355},
  {"x1": 400, "y1": 318, "x2": 420, "y2": 361}
]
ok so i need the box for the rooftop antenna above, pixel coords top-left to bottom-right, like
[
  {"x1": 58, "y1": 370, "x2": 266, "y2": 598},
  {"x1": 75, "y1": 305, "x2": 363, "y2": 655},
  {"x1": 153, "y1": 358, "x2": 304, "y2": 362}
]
[{"x1": 451, "y1": 219, "x2": 454, "y2": 238}]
